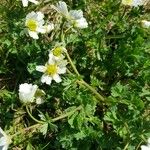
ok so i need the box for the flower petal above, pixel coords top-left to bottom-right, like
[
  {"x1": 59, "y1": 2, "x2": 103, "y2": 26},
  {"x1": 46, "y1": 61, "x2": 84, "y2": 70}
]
[
  {"x1": 2, "y1": 145, "x2": 9, "y2": 150},
  {"x1": 29, "y1": 0, "x2": 39, "y2": 5},
  {"x1": 69, "y1": 10, "x2": 83, "y2": 20},
  {"x1": 141, "y1": 145, "x2": 150, "y2": 150},
  {"x1": 36, "y1": 65, "x2": 46, "y2": 72},
  {"x1": 0, "y1": 137, "x2": 6, "y2": 146},
  {"x1": 37, "y1": 12, "x2": 44, "y2": 20},
  {"x1": 28, "y1": 31, "x2": 39, "y2": 39},
  {"x1": 44, "y1": 23, "x2": 54, "y2": 33},
  {"x1": 75, "y1": 18, "x2": 88, "y2": 28},
  {"x1": 53, "y1": 74, "x2": 62, "y2": 83},
  {"x1": 57, "y1": 67, "x2": 66, "y2": 74},
  {"x1": 22, "y1": 0, "x2": 28, "y2": 7},
  {"x1": 36, "y1": 27, "x2": 46, "y2": 34},
  {"x1": 41, "y1": 75, "x2": 52, "y2": 85},
  {"x1": 51, "y1": 1, "x2": 69, "y2": 17}
]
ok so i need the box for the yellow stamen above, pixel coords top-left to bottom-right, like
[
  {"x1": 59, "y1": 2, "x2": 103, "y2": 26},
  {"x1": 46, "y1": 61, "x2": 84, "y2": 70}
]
[
  {"x1": 26, "y1": 19, "x2": 37, "y2": 31},
  {"x1": 122, "y1": 0, "x2": 132, "y2": 5},
  {"x1": 46, "y1": 64, "x2": 57, "y2": 75},
  {"x1": 53, "y1": 47, "x2": 63, "y2": 57}
]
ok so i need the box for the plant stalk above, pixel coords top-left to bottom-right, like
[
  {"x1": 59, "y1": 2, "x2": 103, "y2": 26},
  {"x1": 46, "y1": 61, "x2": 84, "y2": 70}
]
[{"x1": 26, "y1": 105, "x2": 44, "y2": 124}]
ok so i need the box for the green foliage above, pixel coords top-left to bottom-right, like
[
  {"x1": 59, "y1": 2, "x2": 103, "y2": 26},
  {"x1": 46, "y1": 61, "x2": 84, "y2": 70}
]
[{"x1": 0, "y1": 0, "x2": 150, "y2": 149}]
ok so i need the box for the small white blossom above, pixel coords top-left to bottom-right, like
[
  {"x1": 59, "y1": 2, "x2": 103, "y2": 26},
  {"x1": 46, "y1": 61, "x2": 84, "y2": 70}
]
[
  {"x1": 36, "y1": 56, "x2": 67, "y2": 85},
  {"x1": 52, "y1": 1, "x2": 88, "y2": 29},
  {"x1": 49, "y1": 46, "x2": 66, "y2": 61},
  {"x1": 51, "y1": 1, "x2": 69, "y2": 17},
  {"x1": 122, "y1": 0, "x2": 144, "y2": 6},
  {"x1": 19, "y1": 83, "x2": 38, "y2": 103},
  {"x1": 25, "y1": 11, "x2": 54, "y2": 39},
  {"x1": 21, "y1": 0, "x2": 39, "y2": 7},
  {"x1": 141, "y1": 138, "x2": 150, "y2": 150},
  {"x1": 44, "y1": 23, "x2": 54, "y2": 33},
  {"x1": 0, "y1": 128, "x2": 11, "y2": 150},
  {"x1": 69, "y1": 10, "x2": 88, "y2": 28},
  {"x1": 141, "y1": 20, "x2": 150, "y2": 28},
  {"x1": 19, "y1": 83, "x2": 45, "y2": 104}
]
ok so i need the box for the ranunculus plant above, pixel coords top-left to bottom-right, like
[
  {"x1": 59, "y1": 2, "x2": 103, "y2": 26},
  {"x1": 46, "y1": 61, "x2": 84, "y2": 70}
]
[{"x1": 0, "y1": 0, "x2": 149, "y2": 149}]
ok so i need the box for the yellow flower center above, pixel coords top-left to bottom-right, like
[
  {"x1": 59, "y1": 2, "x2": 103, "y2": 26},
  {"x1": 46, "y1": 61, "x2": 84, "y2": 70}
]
[
  {"x1": 122, "y1": 0, "x2": 132, "y2": 5},
  {"x1": 53, "y1": 47, "x2": 62, "y2": 57},
  {"x1": 26, "y1": 19, "x2": 37, "y2": 31},
  {"x1": 46, "y1": 64, "x2": 57, "y2": 75}
]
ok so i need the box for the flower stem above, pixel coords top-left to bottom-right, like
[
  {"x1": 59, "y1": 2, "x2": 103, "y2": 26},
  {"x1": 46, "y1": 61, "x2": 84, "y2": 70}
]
[
  {"x1": 11, "y1": 123, "x2": 40, "y2": 138},
  {"x1": 65, "y1": 51, "x2": 80, "y2": 76},
  {"x1": 65, "y1": 51, "x2": 105, "y2": 103},
  {"x1": 52, "y1": 105, "x2": 82, "y2": 122},
  {"x1": 77, "y1": 80, "x2": 105, "y2": 102},
  {"x1": 26, "y1": 105, "x2": 44, "y2": 124},
  {"x1": 11, "y1": 106, "x2": 82, "y2": 138}
]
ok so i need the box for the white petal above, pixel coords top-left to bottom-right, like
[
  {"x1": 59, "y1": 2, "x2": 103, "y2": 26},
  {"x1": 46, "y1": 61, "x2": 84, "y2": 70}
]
[
  {"x1": 44, "y1": 24, "x2": 54, "y2": 33},
  {"x1": 48, "y1": 55, "x2": 55, "y2": 64},
  {"x1": 26, "y1": 11, "x2": 37, "y2": 20},
  {"x1": 132, "y1": 0, "x2": 143, "y2": 6},
  {"x1": 51, "y1": 1, "x2": 69, "y2": 17},
  {"x1": 2, "y1": 145, "x2": 9, "y2": 150},
  {"x1": 57, "y1": 67, "x2": 66, "y2": 74},
  {"x1": 22, "y1": 0, "x2": 28, "y2": 7},
  {"x1": 141, "y1": 145, "x2": 150, "y2": 150},
  {"x1": 37, "y1": 12, "x2": 44, "y2": 20},
  {"x1": 19, "y1": 83, "x2": 38, "y2": 103},
  {"x1": 75, "y1": 18, "x2": 88, "y2": 28},
  {"x1": 28, "y1": 31, "x2": 39, "y2": 39},
  {"x1": 36, "y1": 27, "x2": 46, "y2": 34},
  {"x1": 29, "y1": 0, "x2": 39, "y2": 5},
  {"x1": 36, "y1": 65, "x2": 46, "y2": 72},
  {"x1": 0, "y1": 128, "x2": 6, "y2": 137},
  {"x1": 69, "y1": 10, "x2": 83, "y2": 20},
  {"x1": 41, "y1": 75, "x2": 52, "y2": 85},
  {"x1": 141, "y1": 20, "x2": 150, "y2": 28},
  {"x1": 0, "y1": 137, "x2": 6, "y2": 146},
  {"x1": 36, "y1": 97, "x2": 44, "y2": 104},
  {"x1": 19, "y1": 83, "x2": 32, "y2": 93},
  {"x1": 53, "y1": 74, "x2": 62, "y2": 83}
]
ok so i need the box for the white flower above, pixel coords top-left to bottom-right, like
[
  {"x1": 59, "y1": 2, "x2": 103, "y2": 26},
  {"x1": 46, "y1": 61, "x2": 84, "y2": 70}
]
[
  {"x1": 21, "y1": 0, "x2": 39, "y2": 7},
  {"x1": 49, "y1": 46, "x2": 66, "y2": 61},
  {"x1": 122, "y1": 0, "x2": 144, "y2": 6},
  {"x1": 25, "y1": 11, "x2": 48, "y2": 39},
  {"x1": 141, "y1": 138, "x2": 150, "y2": 150},
  {"x1": 19, "y1": 83, "x2": 38, "y2": 103},
  {"x1": 52, "y1": 1, "x2": 88, "y2": 29},
  {"x1": 44, "y1": 23, "x2": 54, "y2": 33},
  {"x1": 0, "y1": 128, "x2": 11, "y2": 150},
  {"x1": 51, "y1": 1, "x2": 69, "y2": 17},
  {"x1": 141, "y1": 20, "x2": 150, "y2": 28},
  {"x1": 36, "y1": 56, "x2": 67, "y2": 85},
  {"x1": 69, "y1": 10, "x2": 88, "y2": 28}
]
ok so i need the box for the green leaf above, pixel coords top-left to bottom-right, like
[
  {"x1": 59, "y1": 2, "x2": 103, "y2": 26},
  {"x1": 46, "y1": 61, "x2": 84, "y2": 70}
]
[
  {"x1": 26, "y1": 143, "x2": 33, "y2": 150},
  {"x1": 39, "y1": 123, "x2": 48, "y2": 135},
  {"x1": 68, "y1": 111, "x2": 79, "y2": 128}
]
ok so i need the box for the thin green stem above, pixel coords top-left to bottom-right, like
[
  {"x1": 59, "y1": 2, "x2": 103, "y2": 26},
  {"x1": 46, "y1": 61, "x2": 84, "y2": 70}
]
[
  {"x1": 52, "y1": 105, "x2": 82, "y2": 122},
  {"x1": 11, "y1": 123, "x2": 40, "y2": 138},
  {"x1": 123, "y1": 141, "x2": 130, "y2": 150},
  {"x1": 65, "y1": 51, "x2": 105, "y2": 103},
  {"x1": 26, "y1": 105, "x2": 44, "y2": 124},
  {"x1": 65, "y1": 51, "x2": 80, "y2": 76},
  {"x1": 11, "y1": 105, "x2": 82, "y2": 138},
  {"x1": 136, "y1": 140, "x2": 143, "y2": 150},
  {"x1": 77, "y1": 80, "x2": 105, "y2": 102}
]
